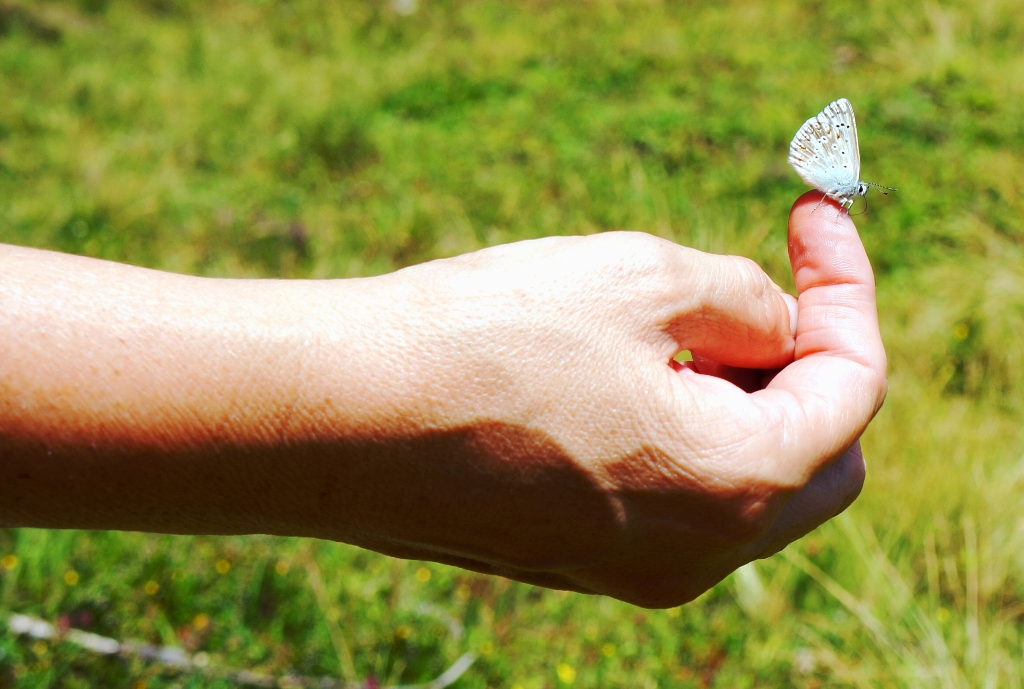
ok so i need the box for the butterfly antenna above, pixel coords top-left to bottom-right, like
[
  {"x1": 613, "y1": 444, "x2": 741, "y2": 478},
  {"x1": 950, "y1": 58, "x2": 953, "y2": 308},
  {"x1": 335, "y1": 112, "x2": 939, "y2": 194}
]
[{"x1": 864, "y1": 181, "x2": 897, "y2": 196}]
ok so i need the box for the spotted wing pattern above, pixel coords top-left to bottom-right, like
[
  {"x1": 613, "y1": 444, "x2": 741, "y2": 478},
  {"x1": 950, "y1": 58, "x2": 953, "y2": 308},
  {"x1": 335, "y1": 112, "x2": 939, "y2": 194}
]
[{"x1": 788, "y1": 98, "x2": 862, "y2": 208}]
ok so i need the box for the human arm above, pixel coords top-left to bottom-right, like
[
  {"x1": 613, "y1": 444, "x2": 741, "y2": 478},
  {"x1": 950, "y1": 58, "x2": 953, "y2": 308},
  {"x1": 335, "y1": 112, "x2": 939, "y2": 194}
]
[{"x1": 0, "y1": 191, "x2": 885, "y2": 607}]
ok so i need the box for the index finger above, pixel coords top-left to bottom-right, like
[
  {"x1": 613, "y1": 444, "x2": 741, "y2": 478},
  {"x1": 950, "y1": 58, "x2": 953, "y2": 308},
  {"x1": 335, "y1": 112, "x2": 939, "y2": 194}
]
[{"x1": 754, "y1": 192, "x2": 888, "y2": 483}]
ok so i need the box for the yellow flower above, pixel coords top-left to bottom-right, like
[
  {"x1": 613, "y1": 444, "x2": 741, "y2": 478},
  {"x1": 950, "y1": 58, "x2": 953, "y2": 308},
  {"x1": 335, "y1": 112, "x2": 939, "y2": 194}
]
[
  {"x1": 144, "y1": 580, "x2": 160, "y2": 595},
  {"x1": 275, "y1": 559, "x2": 291, "y2": 576},
  {"x1": 557, "y1": 663, "x2": 576, "y2": 684},
  {"x1": 1, "y1": 555, "x2": 18, "y2": 570},
  {"x1": 192, "y1": 613, "x2": 211, "y2": 631},
  {"x1": 64, "y1": 570, "x2": 80, "y2": 586},
  {"x1": 415, "y1": 566, "x2": 431, "y2": 583},
  {"x1": 395, "y1": 625, "x2": 412, "y2": 639},
  {"x1": 215, "y1": 559, "x2": 231, "y2": 574}
]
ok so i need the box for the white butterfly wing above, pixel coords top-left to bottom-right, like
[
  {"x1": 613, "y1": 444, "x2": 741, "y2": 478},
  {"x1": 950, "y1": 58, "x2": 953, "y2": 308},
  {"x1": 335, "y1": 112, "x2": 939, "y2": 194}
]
[{"x1": 788, "y1": 98, "x2": 861, "y2": 201}]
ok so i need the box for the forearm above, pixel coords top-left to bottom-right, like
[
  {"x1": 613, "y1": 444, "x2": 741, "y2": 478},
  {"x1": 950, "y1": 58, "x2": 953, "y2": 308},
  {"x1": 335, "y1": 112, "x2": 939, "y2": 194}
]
[
  {"x1": 0, "y1": 213, "x2": 884, "y2": 607},
  {"x1": 0, "y1": 243, "x2": 431, "y2": 540}
]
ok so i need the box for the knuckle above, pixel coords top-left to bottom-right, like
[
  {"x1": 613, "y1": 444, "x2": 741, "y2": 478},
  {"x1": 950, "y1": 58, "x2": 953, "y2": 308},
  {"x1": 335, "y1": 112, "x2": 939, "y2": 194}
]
[
  {"x1": 715, "y1": 468, "x2": 798, "y2": 546},
  {"x1": 597, "y1": 232, "x2": 685, "y2": 296},
  {"x1": 726, "y1": 255, "x2": 776, "y2": 299},
  {"x1": 719, "y1": 499, "x2": 777, "y2": 545},
  {"x1": 870, "y1": 369, "x2": 889, "y2": 407},
  {"x1": 623, "y1": 233, "x2": 680, "y2": 274},
  {"x1": 750, "y1": 469, "x2": 804, "y2": 505}
]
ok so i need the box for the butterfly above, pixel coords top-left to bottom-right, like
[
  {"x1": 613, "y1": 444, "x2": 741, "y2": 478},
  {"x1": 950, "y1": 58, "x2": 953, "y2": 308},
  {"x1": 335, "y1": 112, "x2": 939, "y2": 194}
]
[{"x1": 787, "y1": 98, "x2": 895, "y2": 212}]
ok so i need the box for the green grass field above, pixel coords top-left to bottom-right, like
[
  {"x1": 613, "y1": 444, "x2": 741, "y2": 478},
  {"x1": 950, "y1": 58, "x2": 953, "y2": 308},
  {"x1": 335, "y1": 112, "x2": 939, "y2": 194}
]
[{"x1": 2, "y1": 0, "x2": 1024, "y2": 686}]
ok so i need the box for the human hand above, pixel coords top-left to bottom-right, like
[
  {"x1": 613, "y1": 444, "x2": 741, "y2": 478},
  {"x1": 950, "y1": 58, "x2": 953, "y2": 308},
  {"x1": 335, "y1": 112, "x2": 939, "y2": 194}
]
[
  {"x1": 342, "y1": 191, "x2": 886, "y2": 607},
  {"x1": 0, "y1": 192, "x2": 885, "y2": 609}
]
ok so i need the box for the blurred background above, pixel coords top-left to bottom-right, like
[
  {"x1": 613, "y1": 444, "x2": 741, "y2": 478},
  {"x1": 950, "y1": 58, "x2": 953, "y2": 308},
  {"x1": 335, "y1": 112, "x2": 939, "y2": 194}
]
[{"x1": 1, "y1": 0, "x2": 1024, "y2": 686}]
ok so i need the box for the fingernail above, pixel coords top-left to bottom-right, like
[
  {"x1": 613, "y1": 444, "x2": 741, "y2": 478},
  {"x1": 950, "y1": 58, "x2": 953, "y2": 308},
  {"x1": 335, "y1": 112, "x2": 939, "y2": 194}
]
[{"x1": 783, "y1": 293, "x2": 798, "y2": 336}]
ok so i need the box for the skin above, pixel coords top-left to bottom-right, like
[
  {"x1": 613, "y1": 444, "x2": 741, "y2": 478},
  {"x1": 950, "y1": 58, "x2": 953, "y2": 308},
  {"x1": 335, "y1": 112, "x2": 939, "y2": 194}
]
[{"x1": 0, "y1": 192, "x2": 886, "y2": 608}]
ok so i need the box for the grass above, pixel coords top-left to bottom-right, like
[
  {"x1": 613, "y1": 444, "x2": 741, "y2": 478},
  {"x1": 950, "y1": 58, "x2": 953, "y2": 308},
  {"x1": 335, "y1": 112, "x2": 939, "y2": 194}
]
[{"x1": 2, "y1": 0, "x2": 1024, "y2": 686}]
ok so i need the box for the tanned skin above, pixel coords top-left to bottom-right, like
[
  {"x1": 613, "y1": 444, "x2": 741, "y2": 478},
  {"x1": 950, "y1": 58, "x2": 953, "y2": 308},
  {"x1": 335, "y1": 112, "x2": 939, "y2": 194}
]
[{"x1": 0, "y1": 192, "x2": 885, "y2": 608}]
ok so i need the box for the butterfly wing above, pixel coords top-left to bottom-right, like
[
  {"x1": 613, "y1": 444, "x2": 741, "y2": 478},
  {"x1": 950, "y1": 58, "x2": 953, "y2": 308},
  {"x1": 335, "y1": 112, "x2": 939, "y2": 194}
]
[
  {"x1": 832, "y1": 98, "x2": 861, "y2": 180},
  {"x1": 788, "y1": 98, "x2": 861, "y2": 202}
]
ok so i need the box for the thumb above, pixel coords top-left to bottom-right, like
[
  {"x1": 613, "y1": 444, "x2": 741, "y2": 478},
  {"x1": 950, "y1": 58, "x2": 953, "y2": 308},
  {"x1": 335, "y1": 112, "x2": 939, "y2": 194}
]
[{"x1": 752, "y1": 192, "x2": 888, "y2": 483}]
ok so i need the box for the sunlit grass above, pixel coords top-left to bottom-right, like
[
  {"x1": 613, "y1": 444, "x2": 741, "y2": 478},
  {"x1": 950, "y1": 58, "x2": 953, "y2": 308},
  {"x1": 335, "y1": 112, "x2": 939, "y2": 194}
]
[{"x1": 2, "y1": 0, "x2": 1024, "y2": 686}]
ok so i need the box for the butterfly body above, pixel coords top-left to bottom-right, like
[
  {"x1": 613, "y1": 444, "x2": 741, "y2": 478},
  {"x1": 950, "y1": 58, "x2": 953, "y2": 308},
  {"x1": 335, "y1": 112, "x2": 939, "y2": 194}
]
[{"x1": 788, "y1": 98, "x2": 891, "y2": 211}]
